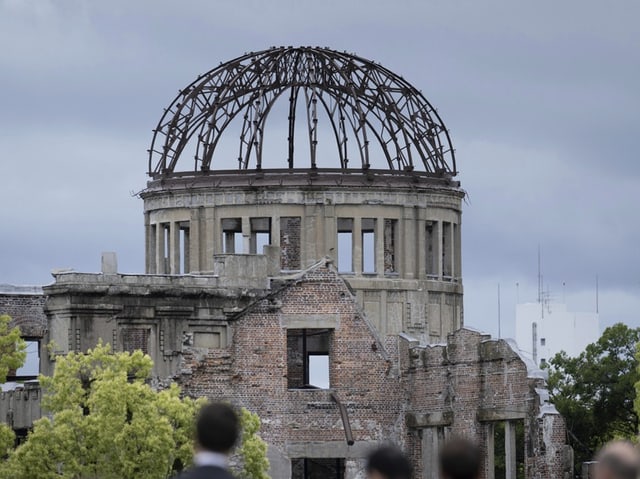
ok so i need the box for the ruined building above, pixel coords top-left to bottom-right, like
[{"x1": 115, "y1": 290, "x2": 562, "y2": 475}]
[{"x1": 1, "y1": 47, "x2": 570, "y2": 478}]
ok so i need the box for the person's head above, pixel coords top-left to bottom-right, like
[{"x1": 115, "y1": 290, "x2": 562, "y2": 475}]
[
  {"x1": 439, "y1": 438, "x2": 482, "y2": 479},
  {"x1": 195, "y1": 402, "x2": 239, "y2": 454},
  {"x1": 595, "y1": 440, "x2": 640, "y2": 479},
  {"x1": 366, "y1": 445, "x2": 412, "y2": 479}
]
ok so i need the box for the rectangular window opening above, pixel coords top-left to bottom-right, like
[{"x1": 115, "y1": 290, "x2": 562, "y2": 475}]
[
  {"x1": 250, "y1": 217, "x2": 271, "y2": 254},
  {"x1": 291, "y1": 458, "x2": 345, "y2": 479},
  {"x1": 362, "y1": 218, "x2": 376, "y2": 274},
  {"x1": 11, "y1": 339, "x2": 40, "y2": 380},
  {"x1": 287, "y1": 329, "x2": 331, "y2": 389},
  {"x1": 337, "y1": 218, "x2": 354, "y2": 273},
  {"x1": 442, "y1": 222, "x2": 452, "y2": 277},
  {"x1": 221, "y1": 218, "x2": 243, "y2": 254},
  {"x1": 162, "y1": 223, "x2": 170, "y2": 273},
  {"x1": 493, "y1": 421, "x2": 525, "y2": 479}
]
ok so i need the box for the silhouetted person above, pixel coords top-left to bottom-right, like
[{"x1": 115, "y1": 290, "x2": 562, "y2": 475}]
[
  {"x1": 439, "y1": 438, "x2": 482, "y2": 479},
  {"x1": 366, "y1": 445, "x2": 412, "y2": 479},
  {"x1": 177, "y1": 402, "x2": 239, "y2": 479},
  {"x1": 594, "y1": 440, "x2": 640, "y2": 479}
]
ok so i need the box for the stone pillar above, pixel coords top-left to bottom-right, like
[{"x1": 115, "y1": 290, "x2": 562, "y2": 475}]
[
  {"x1": 203, "y1": 208, "x2": 215, "y2": 271},
  {"x1": 182, "y1": 226, "x2": 190, "y2": 273},
  {"x1": 417, "y1": 215, "x2": 426, "y2": 279},
  {"x1": 242, "y1": 217, "x2": 251, "y2": 254},
  {"x1": 403, "y1": 206, "x2": 416, "y2": 279},
  {"x1": 375, "y1": 217, "x2": 384, "y2": 275},
  {"x1": 189, "y1": 209, "x2": 201, "y2": 272},
  {"x1": 353, "y1": 217, "x2": 362, "y2": 274},
  {"x1": 155, "y1": 223, "x2": 166, "y2": 274},
  {"x1": 422, "y1": 428, "x2": 440, "y2": 479},
  {"x1": 505, "y1": 421, "x2": 517, "y2": 479},
  {"x1": 144, "y1": 213, "x2": 155, "y2": 274},
  {"x1": 170, "y1": 221, "x2": 180, "y2": 274},
  {"x1": 433, "y1": 221, "x2": 442, "y2": 278},
  {"x1": 454, "y1": 220, "x2": 462, "y2": 278},
  {"x1": 324, "y1": 205, "x2": 337, "y2": 263}
]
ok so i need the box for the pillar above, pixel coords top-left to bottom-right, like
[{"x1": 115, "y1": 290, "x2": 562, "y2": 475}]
[
  {"x1": 403, "y1": 206, "x2": 416, "y2": 279},
  {"x1": 170, "y1": 221, "x2": 180, "y2": 274},
  {"x1": 155, "y1": 223, "x2": 166, "y2": 274},
  {"x1": 505, "y1": 421, "x2": 517, "y2": 479},
  {"x1": 353, "y1": 217, "x2": 362, "y2": 274},
  {"x1": 189, "y1": 209, "x2": 201, "y2": 272}
]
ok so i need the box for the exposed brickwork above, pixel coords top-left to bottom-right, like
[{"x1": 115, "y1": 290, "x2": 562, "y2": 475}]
[
  {"x1": 280, "y1": 217, "x2": 301, "y2": 270},
  {"x1": 0, "y1": 292, "x2": 47, "y2": 338},
  {"x1": 383, "y1": 219, "x2": 397, "y2": 274},
  {"x1": 1, "y1": 262, "x2": 568, "y2": 478},
  {"x1": 122, "y1": 328, "x2": 150, "y2": 354}
]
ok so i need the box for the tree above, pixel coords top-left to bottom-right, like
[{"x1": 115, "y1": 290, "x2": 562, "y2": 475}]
[
  {"x1": 0, "y1": 341, "x2": 270, "y2": 479},
  {"x1": 234, "y1": 408, "x2": 270, "y2": 479},
  {"x1": 547, "y1": 323, "x2": 640, "y2": 470},
  {"x1": 0, "y1": 314, "x2": 26, "y2": 383},
  {"x1": 0, "y1": 314, "x2": 26, "y2": 459}
]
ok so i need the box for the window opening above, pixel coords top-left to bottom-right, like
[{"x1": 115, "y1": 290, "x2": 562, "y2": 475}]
[
  {"x1": 221, "y1": 218, "x2": 243, "y2": 254},
  {"x1": 287, "y1": 329, "x2": 331, "y2": 389},
  {"x1": 442, "y1": 221, "x2": 452, "y2": 277},
  {"x1": 337, "y1": 218, "x2": 353, "y2": 273},
  {"x1": 10, "y1": 339, "x2": 40, "y2": 380},
  {"x1": 291, "y1": 458, "x2": 345, "y2": 479},
  {"x1": 250, "y1": 217, "x2": 271, "y2": 254}
]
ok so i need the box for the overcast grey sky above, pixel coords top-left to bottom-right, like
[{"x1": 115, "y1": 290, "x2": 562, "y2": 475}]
[{"x1": 1, "y1": 0, "x2": 638, "y2": 339}]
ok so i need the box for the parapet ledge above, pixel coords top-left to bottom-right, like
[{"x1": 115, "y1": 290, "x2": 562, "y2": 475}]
[{"x1": 44, "y1": 271, "x2": 269, "y2": 297}]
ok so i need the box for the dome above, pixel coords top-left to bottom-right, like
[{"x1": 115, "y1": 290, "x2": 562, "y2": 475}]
[{"x1": 148, "y1": 46, "x2": 456, "y2": 177}]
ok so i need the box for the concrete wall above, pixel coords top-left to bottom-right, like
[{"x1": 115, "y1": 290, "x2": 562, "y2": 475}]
[{"x1": 141, "y1": 170, "x2": 464, "y2": 343}]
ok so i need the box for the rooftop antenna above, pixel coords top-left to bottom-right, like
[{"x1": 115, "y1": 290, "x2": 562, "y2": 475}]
[
  {"x1": 516, "y1": 282, "x2": 520, "y2": 304},
  {"x1": 596, "y1": 274, "x2": 599, "y2": 314},
  {"x1": 562, "y1": 281, "x2": 566, "y2": 304},
  {"x1": 537, "y1": 245, "x2": 542, "y2": 304}
]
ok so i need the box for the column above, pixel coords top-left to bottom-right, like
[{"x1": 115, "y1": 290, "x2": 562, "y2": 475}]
[
  {"x1": 375, "y1": 217, "x2": 384, "y2": 275},
  {"x1": 434, "y1": 221, "x2": 442, "y2": 278},
  {"x1": 403, "y1": 206, "x2": 416, "y2": 279},
  {"x1": 155, "y1": 223, "x2": 166, "y2": 274},
  {"x1": 505, "y1": 421, "x2": 517, "y2": 479},
  {"x1": 422, "y1": 428, "x2": 440, "y2": 479},
  {"x1": 203, "y1": 208, "x2": 215, "y2": 271},
  {"x1": 417, "y1": 214, "x2": 426, "y2": 279},
  {"x1": 170, "y1": 221, "x2": 180, "y2": 274},
  {"x1": 454, "y1": 220, "x2": 462, "y2": 278},
  {"x1": 353, "y1": 217, "x2": 362, "y2": 274},
  {"x1": 242, "y1": 217, "x2": 251, "y2": 254},
  {"x1": 189, "y1": 209, "x2": 201, "y2": 272},
  {"x1": 145, "y1": 213, "x2": 156, "y2": 274}
]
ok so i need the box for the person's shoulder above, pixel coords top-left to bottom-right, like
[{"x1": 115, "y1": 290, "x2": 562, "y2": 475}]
[{"x1": 174, "y1": 465, "x2": 236, "y2": 479}]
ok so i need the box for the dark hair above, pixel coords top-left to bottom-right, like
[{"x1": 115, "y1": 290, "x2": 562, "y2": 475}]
[
  {"x1": 196, "y1": 403, "x2": 239, "y2": 453},
  {"x1": 439, "y1": 438, "x2": 482, "y2": 479},
  {"x1": 366, "y1": 445, "x2": 412, "y2": 479}
]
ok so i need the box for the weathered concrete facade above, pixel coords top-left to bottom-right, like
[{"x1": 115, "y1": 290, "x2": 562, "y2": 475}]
[{"x1": 142, "y1": 170, "x2": 464, "y2": 344}]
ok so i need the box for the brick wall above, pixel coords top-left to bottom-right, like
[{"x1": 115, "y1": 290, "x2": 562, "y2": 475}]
[
  {"x1": 0, "y1": 292, "x2": 47, "y2": 338},
  {"x1": 280, "y1": 217, "x2": 301, "y2": 270}
]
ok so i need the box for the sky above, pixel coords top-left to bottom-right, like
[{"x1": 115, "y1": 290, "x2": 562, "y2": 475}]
[{"x1": 1, "y1": 0, "x2": 639, "y2": 341}]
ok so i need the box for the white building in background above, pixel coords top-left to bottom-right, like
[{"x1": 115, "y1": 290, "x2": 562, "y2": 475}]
[{"x1": 515, "y1": 302, "x2": 599, "y2": 366}]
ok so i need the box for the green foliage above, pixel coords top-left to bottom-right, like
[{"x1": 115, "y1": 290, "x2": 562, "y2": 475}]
[
  {"x1": 547, "y1": 323, "x2": 640, "y2": 469},
  {"x1": 235, "y1": 408, "x2": 270, "y2": 479},
  {"x1": 0, "y1": 341, "x2": 270, "y2": 479},
  {"x1": 0, "y1": 423, "x2": 15, "y2": 460},
  {"x1": 0, "y1": 341, "x2": 204, "y2": 479},
  {"x1": 0, "y1": 314, "x2": 27, "y2": 383}
]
